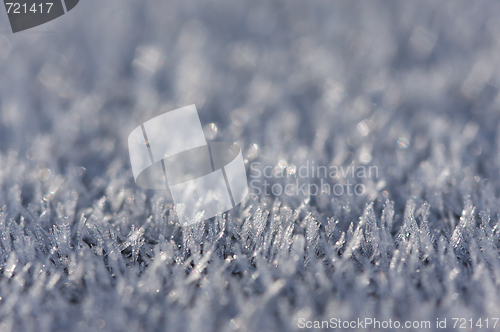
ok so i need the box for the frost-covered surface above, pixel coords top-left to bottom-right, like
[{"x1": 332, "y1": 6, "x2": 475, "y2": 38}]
[{"x1": 1, "y1": 1, "x2": 500, "y2": 331}]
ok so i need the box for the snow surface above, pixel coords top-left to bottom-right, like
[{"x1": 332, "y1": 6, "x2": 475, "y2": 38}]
[{"x1": 1, "y1": 0, "x2": 500, "y2": 331}]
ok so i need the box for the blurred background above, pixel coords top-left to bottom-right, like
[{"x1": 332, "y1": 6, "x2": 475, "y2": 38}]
[
  {"x1": 0, "y1": 2, "x2": 498, "y2": 164},
  {"x1": 0, "y1": 0, "x2": 500, "y2": 220},
  {"x1": 2, "y1": 1, "x2": 500, "y2": 206}
]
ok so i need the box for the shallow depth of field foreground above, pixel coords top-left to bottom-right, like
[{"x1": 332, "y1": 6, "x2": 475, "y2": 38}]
[{"x1": 1, "y1": 1, "x2": 500, "y2": 331}]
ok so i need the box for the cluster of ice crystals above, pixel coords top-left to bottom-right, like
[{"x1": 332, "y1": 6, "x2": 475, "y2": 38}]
[{"x1": 1, "y1": 0, "x2": 500, "y2": 331}]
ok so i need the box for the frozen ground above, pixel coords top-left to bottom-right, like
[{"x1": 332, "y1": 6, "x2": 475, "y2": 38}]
[{"x1": 1, "y1": 1, "x2": 500, "y2": 331}]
